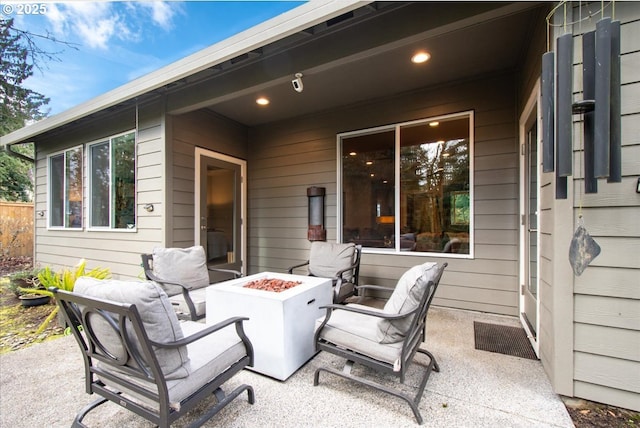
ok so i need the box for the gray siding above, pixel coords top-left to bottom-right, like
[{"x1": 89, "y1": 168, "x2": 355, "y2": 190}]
[
  {"x1": 33, "y1": 100, "x2": 165, "y2": 279},
  {"x1": 168, "y1": 110, "x2": 248, "y2": 248},
  {"x1": 248, "y1": 73, "x2": 521, "y2": 316},
  {"x1": 571, "y1": 7, "x2": 640, "y2": 411},
  {"x1": 544, "y1": 3, "x2": 640, "y2": 411}
]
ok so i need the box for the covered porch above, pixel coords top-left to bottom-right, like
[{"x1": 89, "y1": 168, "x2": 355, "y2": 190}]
[{"x1": 0, "y1": 306, "x2": 573, "y2": 427}]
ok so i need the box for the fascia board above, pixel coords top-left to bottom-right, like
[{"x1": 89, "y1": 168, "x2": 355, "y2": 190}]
[{"x1": 1, "y1": 0, "x2": 370, "y2": 147}]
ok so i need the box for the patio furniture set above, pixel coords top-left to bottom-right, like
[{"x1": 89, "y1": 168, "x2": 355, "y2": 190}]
[{"x1": 53, "y1": 242, "x2": 446, "y2": 427}]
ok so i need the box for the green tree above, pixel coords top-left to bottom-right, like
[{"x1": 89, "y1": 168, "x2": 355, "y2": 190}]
[
  {"x1": 0, "y1": 17, "x2": 50, "y2": 136},
  {"x1": 0, "y1": 17, "x2": 52, "y2": 201},
  {"x1": 0, "y1": 144, "x2": 34, "y2": 202}
]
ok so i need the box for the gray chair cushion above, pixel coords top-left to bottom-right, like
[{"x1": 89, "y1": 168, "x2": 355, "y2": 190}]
[
  {"x1": 74, "y1": 277, "x2": 190, "y2": 379},
  {"x1": 377, "y1": 262, "x2": 438, "y2": 344},
  {"x1": 308, "y1": 242, "x2": 356, "y2": 281},
  {"x1": 98, "y1": 321, "x2": 247, "y2": 411},
  {"x1": 316, "y1": 304, "x2": 404, "y2": 371},
  {"x1": 165, "y1": 321, "x2": 247, "y2": 407},
  {"x1": 152, "y1": 246, "x2": 210, "y2": 291}
]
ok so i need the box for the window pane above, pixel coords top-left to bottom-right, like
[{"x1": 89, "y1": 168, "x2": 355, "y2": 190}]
[
  {"x1": 400, "y1": 116, "x2": 470, "y2": 254},
  {"x1": 112, "y1": 133, "x2": 136, "y2": 229},
  {"x1": 342, "y1": 130, "x2": 395, "y2": 249},
  {"x1": 90, "y1": 142, "x2": 110, "y2": 227},
  {"x1": 49, "y1": 154, "x2": 64, "y2": 227},
  {"x1": 66, "y1": 147, "x2": 83, "y2": 228}
]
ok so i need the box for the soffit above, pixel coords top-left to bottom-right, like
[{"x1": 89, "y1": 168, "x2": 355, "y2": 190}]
[{"x1": 195, "y1": 2, "x2": 547, "y2": 127}]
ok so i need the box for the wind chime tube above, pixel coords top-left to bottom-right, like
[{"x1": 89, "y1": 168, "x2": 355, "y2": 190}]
[
  {"x1": 608, "y1": 20, "x2": 622, "y2": 183},
  {"x1": 594, "y1": 17, "x2": 612, "y2": 178},
  {"x1": 556, "y1": 33, "x2": 573, "y2": 178},
  {"x1": 542, "y1": 52, "x2": 555, "y2": 173},
  {"x1": 583, "y1": 30, "x2": 597, "y2": 194},
  {"x1": 556, "y1": 175, "x2": 568, "y2": 199}
]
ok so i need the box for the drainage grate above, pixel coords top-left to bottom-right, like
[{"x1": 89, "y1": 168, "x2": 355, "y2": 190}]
[{"x1": 473, "y1": 322, "x2": 537, "y2": 360}]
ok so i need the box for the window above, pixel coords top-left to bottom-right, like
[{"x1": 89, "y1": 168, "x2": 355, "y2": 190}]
[
  {"x1": 48, "y1": 147, "x2": 83, "y2": 229},
  {"x1": 339, "y1": 112, "x2": 473, "y2": 256},
  {"x1": 88, "y1": 131, "x2": 136, "y2": 229}
]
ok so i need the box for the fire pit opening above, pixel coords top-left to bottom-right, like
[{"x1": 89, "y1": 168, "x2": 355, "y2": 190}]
[{"x1": 243, "y1": 278, "x2": 302, "y2": 292}]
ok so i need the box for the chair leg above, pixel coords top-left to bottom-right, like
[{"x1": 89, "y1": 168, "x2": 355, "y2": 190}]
[
  {"x1": 186, "y1": 384, "x2": 255, "y2": 428},
  {"x1": 418, "y1": 348, "x2": 440, "y2": 373},
  {"x1": 72, "y1": 397, "x2": 109, "y2": 428},
  {"x1": 314, "y1": 364, "x2": 426, "y2": 425},
  {"x1": 413, "y1": 348, "x2": 438, "y2": 406}
]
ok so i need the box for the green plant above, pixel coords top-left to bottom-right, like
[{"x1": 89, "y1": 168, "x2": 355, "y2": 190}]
[
  {"x1": 7, "y1": 268, "x2": 41, "y2": 296},
  {"x1": 19, "y1": 259, "x2": 111, "y2": 334}
]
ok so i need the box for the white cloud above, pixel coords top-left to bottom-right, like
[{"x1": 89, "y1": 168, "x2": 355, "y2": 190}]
[
  {"x1": 43, "y1": 1, "x2": 180, "y2": 50},
  {"x1": 141, "y1": 2, "x2": 181, "y2": 30}
]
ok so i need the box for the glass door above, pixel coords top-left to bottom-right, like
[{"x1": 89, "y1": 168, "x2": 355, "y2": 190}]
[
  {"x1": 522, "y1": 123, "x2": 538, "y2": 338},
  {"x1": 519, "y1": 83, "x2": 540, "y2": 354},
  {"x1": 195, "y1": 148, "x2": 246, "y2": 279}
]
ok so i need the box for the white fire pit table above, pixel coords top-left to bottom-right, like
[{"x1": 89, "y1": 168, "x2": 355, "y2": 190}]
[{"x1": 206, "y1": 272, "x2": 332, "y2": 380}]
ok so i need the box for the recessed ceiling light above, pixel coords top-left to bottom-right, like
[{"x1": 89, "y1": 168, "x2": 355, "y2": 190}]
[
  {"x1": 349, "y1": 152, "x2": 357, "y2": 156},
  {"x1": 366, "y1": 161, "x2": 373, "y2": 165},
  {"x1": 256, "y1": 97, "x2": 270, "y2": 106},
  {"x1": 429, "y1": 121, "x2": 439, "y2": 127},
  {"x1": 411, "y1": 51, "x2": 431, "y2": 64}
]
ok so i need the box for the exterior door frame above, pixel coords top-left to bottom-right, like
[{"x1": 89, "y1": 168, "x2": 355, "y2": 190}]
[
  {"x1": 194, "y1": 147, "x2": 247, "y2": 276},
  {"x1": 518, "y1": 79, "x2": 541, "y2": 356}
]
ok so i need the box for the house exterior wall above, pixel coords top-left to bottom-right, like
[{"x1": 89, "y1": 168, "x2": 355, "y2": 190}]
[
  {"x1": 248, "y1": 73, "x2": 521, "y2": 316},
  {"x1": 563, "y1": 3, "x2": 640, "y2": 411},
  {"x1": 32, "y1": 99, "x2": 166, "y2": 279},
  {"x1": 167, "y1": 109, "x2": 248, "y2": 248},
  {"x1": 22, "y1": 1, "x2": 638, "y2": 412}
]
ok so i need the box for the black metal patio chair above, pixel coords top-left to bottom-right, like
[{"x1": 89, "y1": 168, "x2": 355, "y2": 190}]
[
  {"x1": 141, "y1": 245, "x2": 241, "y2": 321},
  {"x1": 287, "y1": 242, "x2": 362, "y2": 303},
  {"x1": 52, "y1": 277, "x2": 254, "y2": 428},
  {"x1": 313, "y1": 262, "x2": 447, "y2": 424}
]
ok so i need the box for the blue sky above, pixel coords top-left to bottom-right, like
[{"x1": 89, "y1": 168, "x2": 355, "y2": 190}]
[{"x1": 6, "y1": 1, "x2": 303, "y2": 116}]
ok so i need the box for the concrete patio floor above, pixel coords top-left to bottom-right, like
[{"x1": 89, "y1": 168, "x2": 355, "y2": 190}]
[{"x1": 0, "y1": 306, "x2": 575, "y2": 427}]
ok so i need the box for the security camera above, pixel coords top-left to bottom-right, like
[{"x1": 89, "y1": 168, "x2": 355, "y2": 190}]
[{"x1": 292, "y1": 73, "x2": 303, "y2": 93}]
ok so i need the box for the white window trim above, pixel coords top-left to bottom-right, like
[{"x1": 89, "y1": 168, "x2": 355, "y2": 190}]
[
  {"x1": 46, "y1": 145, "x2": 83, "y2": 231},
  {"x1": 337, "y1": 111, "x2": 475, "y2": 259},
  {"x1": 86, "y1": 129, "x2": 137, "y2": 232}
]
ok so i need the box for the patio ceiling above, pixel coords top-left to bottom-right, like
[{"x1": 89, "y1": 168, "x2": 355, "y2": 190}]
[
  {"x1": 173, "y1": 1, "x2": 548, "y2": 127},
  {"x1": 0, "y1": 2, "x2": 549, "y2": 147}
]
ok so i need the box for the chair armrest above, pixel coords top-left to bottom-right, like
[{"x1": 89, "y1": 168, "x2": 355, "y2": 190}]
[
  {"x1": 319, "y1": 304, "x2": 417, "y2": 321},
  {"x1": 287, "y1": 260, "x2": 309, "y2": 274},
  {"x1": 208, "y1": 267, "x2": 242, "y2": 278},
  {"x1": 143, "y1": 269, "x2": 192, "y2": 291},
  {"x1": 354, "y1": 284, "x2": 394, "y2": 297},
  {"x1": 351, "y1": 284, "x2": 394, "y2": 305},
  {"x1": 151, "y1": 316, "x2": 250, "y2": 348},
  {"x1": 356, "y1": 284, "x2": 395, "y2": 293},
  {"x1": 334, "y1": 262, "x2": 359, "y2": 280}
]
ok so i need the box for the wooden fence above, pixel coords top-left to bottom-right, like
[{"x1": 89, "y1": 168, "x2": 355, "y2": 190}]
[{"x1": 0, "y1": 202, "x2": 34, "y2": 258}]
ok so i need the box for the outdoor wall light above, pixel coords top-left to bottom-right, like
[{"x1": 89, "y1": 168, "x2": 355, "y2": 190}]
[
  {"x1": 307, "y1": 186, "x2": 326, "y2": 241},
  {"x1": 37, "y1": 211, "x2": 44, "y2": 217},
  {"x1": 143, "y1": 204, "x2": 154, "y2": 213}
]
